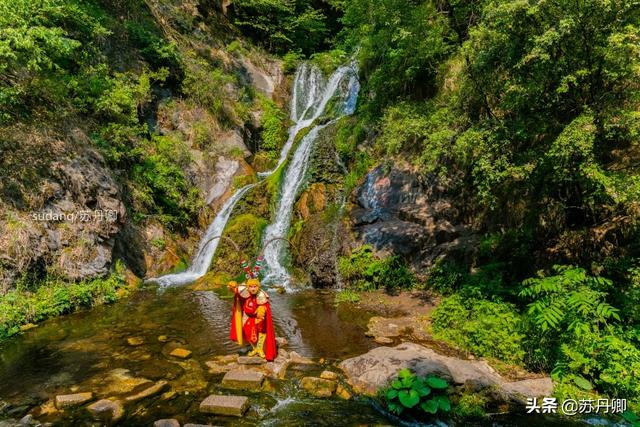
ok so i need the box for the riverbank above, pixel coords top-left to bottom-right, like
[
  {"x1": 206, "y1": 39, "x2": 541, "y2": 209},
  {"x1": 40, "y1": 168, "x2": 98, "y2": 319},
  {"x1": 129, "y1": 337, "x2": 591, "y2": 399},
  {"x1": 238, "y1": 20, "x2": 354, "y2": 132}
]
[{"x1": 0, "y1": 263, "x2": 137, "y2": 341}]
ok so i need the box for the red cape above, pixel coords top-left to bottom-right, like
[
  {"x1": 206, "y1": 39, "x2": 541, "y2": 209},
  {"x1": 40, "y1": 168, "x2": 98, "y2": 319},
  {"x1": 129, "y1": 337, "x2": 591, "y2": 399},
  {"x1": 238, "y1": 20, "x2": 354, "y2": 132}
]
[{"x1": 230, "y1": 293, "x2": 277, "y2": 361}]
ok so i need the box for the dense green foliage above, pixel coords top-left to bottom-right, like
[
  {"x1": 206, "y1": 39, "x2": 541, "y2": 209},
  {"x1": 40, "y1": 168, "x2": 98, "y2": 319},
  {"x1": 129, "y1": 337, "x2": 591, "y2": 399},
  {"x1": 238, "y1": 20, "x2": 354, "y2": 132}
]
[
  {"x1": 431, "y1": 293, "x2": 524, "y2": 363},
  {"x1": 0, "y1": 263, "x2": 127, "y2": 340},
  {"x1": 230, "y1": 0, "x2": 341, "y2": 54},
  {"x1": 381, "y1": 368, "x2": 451, "y2": 417},
  {"x1": 331, "y1": 0, "x2": 640, "y2": 406},
  {"x1": 338, "y1": 245, "x2": 417, "y2": 293}
]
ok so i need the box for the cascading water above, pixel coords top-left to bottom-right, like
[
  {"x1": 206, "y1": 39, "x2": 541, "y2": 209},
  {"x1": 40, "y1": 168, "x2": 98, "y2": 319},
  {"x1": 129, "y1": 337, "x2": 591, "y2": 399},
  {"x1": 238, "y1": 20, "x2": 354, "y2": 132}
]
[
  {"x1": 149, "y1": 62, "x2": 359, "y2": 288},
  {"x1": 261, "y1": 64, "x2": 360, "y2": 289},
  {"x1": 149, "y1": 184, "x2": 255, "y2": 287}
]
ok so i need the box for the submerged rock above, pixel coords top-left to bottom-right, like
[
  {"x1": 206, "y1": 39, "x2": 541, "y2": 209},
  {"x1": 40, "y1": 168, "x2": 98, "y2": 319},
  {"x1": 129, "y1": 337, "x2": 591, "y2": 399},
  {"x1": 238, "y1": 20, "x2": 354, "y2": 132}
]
[
  {"x1": 154, "y1": 419, "x2": 180, "y2": 427},
  {"x1": 339, "y1": 343, "x2": 553, "y2": 403},
  {"x1": 54, "y1": 392, "x2": 93, "y2": 409},
  {"x1": 301, "y1": 377, "x2": 337, "y2": 397},
  {"x1": 125, "y1": 380, "x2": 168, "y2": 402},
  {"x1": 86, "y1": 399, "x2": 124, "y2": 423},
  {"x1": 126, "y1": 337, "x2": 144, "y2": 346},
  {"x1": 169, "y1": 348, "x2": 192, "y2": 359},
  {"x1": 199, "y1": 395, "x2": 249, "y2": 417}
]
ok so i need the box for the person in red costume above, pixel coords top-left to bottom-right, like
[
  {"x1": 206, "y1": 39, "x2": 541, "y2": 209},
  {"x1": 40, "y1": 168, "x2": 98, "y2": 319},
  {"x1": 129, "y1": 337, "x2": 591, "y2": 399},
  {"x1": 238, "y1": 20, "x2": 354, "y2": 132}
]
[{"x1": 228, "y1": 278, "x2": 277, "y2": 361}]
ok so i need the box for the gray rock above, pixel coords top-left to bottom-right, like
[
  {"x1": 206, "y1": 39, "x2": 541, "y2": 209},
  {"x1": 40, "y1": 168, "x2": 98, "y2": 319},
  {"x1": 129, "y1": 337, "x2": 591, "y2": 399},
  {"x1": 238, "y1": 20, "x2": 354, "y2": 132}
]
[
  {"x1": 237, "y1": 356, "x2": 265, "y2": 365},
  {"x1": 199, "y1": 395, "x2": 249, "y2": 417},
  {"x1": 339, "y1": 343, "x2": 553, "y2": 402},
  {"x1": 54, "y1": 392, "x2": 93, "y2": 409},
  {"x1": 18, "y1": 415, "x2": 33, "y2": 426},
  {"x1": 154, "y1": 419, "x2": 180, "y2": 427},
  {"x1": 221, "y1": 370, "x2": 264, "y2": 391},
  {"x1": 87, "y1": 399, "x2": 124, "y2": 423},
  {"x1": 125, "y1": 380, "x2": 168, "y2": 402}
]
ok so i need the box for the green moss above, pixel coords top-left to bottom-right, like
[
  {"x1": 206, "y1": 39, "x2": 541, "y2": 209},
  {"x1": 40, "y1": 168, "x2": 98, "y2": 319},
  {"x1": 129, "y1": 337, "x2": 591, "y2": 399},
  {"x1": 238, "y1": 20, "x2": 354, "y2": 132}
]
[
  {"x1": 213, "y1": 213, "x2": 268, "y2": 276},
  {"x1": 453, "y1": 391, "x2": 488, "y2": 420}
]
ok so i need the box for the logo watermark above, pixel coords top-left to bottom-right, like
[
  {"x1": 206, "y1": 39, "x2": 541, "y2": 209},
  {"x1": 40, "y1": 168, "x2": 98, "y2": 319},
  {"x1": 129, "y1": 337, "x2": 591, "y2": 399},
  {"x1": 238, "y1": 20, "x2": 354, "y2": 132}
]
[
  {"x1": 31, "y1": 209, "x2": 119, "y2": 222},
  {"x1": 526, "y1": 397, "x2": 627, "y2": 415}
]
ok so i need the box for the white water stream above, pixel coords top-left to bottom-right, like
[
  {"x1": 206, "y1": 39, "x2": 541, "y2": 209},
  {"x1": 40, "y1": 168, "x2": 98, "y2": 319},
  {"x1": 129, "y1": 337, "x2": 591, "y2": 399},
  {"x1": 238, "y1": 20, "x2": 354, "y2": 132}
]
[
  {"x1": 261, "y1": 65, "x2": 360, "y2": 289},
  {"x1": 149, "y1": 62, "x2": 359, "y2": 288}
]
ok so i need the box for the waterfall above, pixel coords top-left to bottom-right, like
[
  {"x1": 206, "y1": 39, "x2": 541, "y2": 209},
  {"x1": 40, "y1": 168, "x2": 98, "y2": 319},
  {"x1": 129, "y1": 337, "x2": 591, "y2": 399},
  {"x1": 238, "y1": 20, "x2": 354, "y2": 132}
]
[
  {"x1": 148, "y1": 61, "x2": 358, "y2": 288},
  {"x1": 149, "y1": 184, "x2": 256, "y2": 287},
  {"x1": 261, "y1": 64, "x2": 360, "y2": 289}
]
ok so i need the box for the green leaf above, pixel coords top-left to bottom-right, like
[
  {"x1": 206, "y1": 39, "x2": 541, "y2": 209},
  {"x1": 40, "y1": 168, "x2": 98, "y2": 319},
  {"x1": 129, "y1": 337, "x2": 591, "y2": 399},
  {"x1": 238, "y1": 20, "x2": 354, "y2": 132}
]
[
  {"x1": 416, "y1": 385, "x2": 431, "y2": 397},
  {"x1": 421, "y1": 399, "x2": 438, "y2": 414},
  {"x1": 425, "y1": 376, "x2": 448, "y2": 389},
  {"x1": 386, "y1": 389, "x2": 398, "y2": 400},
  {"x1": 398, "y1": 368, "x2": 414, "y2": 379},
  {"x1": 388, "y1": 401, "x2": 404, "y2": 415},
  {"x1": 572, "y1": 375, "x2": 593, "y2": 390},
  {"x1": 392, "y1": 379, "x2": 403, "y2": 389},
  {"x1": 398, "y1": 389, "x2": 420, "y2": 408},
  {"x1": 436, "y1": 395, "x2": 451, "y2": 412}
]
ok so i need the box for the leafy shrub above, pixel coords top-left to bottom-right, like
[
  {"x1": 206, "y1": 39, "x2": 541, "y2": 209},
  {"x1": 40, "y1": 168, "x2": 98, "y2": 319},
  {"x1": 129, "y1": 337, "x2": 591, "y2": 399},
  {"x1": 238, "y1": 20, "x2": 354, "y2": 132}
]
[
  {"x1": 520, "y1": 265, "x2": 640, "y2": 398},
  {"x1": 431, "y1": 293, "x2": 525, "y2": 363},
  {"x1": 0, "y1": 264, "x2": 127, "y2": 340},
  {"x1": 381, "y1": 368, "x2": 451, "y2": 417},
  {"x1": 338, "y1": 245, "x2": 417, "y2": 293},
  {"x1": 259, "y1": 97, "x2": 288, "y2": 158},
  {"x1": 425, "y1": 260, "x2": 467, "y2": 294}
]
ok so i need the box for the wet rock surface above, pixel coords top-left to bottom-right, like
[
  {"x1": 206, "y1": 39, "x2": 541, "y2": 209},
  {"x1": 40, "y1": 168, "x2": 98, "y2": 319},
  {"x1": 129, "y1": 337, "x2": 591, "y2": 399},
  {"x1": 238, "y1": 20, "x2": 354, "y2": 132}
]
[
  {"x1": 221, "y1": 370, "x2": 265, "y2": 391},
  {"x1": 54, "y1": 393, "x2": 93, "y2": 409},
  {"x1": 86, "y1": 399, "x2": 124, "y2": 423},
  {"x1": 350, "y1": 164, "x2": 476, "y2": 271}
]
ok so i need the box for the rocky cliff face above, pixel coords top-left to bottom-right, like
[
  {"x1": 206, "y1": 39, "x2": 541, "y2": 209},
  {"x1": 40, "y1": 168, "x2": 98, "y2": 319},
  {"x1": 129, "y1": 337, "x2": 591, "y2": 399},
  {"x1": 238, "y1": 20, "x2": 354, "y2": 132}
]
[
  {"x1": 349, "y1": 164, "x2": 476, "y2": 274},
  {"x1": 0, "y1": 0, "x2": 286, "y2": 291}
]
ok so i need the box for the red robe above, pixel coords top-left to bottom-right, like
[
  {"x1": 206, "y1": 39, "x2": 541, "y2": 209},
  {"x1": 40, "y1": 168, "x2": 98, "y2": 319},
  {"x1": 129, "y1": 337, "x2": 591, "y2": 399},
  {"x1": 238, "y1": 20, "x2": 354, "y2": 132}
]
[{"x1": 229, "y1": 287, "x2": 277, "y2": 361}]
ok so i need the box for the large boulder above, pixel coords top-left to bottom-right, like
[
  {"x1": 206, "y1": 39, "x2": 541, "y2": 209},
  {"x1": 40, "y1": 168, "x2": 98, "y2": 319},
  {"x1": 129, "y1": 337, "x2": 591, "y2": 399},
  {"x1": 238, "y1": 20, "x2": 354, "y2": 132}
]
[{"x1": 339, "y1": 343, "x2": 552, "y2": 404}]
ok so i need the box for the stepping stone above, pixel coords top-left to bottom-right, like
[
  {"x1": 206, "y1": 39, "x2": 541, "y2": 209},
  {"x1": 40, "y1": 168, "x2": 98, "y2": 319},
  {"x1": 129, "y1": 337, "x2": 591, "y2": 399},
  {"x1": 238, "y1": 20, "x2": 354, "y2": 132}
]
[
  {"x1": 288, "y1": 351, "x2": 313, "y2": 364},
  {"x1": 320, "y1": 370, "x2": 338, "y2": 380},
  {"x1": 154, "y1": 419, "x2": 180, "y2": 427},
  {"x1": 55, "y1": 392, "x2": 93, "y2": 409},
  {"x1": 87, "y1": 399, "x2": 124, "y2": 423},
  {"x1": 301, "y1": 377, "x2": 337, "y2": 397},
  {"x1": 199, "y1": 395, "x2": 249, "y2": 417},
  {"x1": 127, "y1": 337, "x2": 144, "y2": 346},
  {"x1": 221, "y1": 370, "x2": 264, "y2": 391},
  {"x1": 237, "y1": 356, "x2": 265, "y2": 365},
  {"x1": 169, "y1": 348, "x2": 192, "y2": 359},
  {"x1": 126, "y1": 380, "x2": 168, "y2": 401}
]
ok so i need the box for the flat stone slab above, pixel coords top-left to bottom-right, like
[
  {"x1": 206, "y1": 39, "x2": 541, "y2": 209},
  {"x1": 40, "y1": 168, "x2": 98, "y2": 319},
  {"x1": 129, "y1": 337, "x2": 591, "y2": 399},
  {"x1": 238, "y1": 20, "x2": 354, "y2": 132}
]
[
  {"x1": 87, "y1": 399, "x2": 124, "y2": 423},
  {"x1": 237, "y1": 356, "x2": 265, "y2": 365},
  {"x1": 221, "y1": 370, "x2": 264, "y2": 391},
  {"x1": 55, "y1": 392, "x2": 93, "y2": 409},
  {"x1": 169, "y1": 348, "x2": 192, "y2": 359},
  {"x1": 154, "y1": 419, "x2": 180, "y2": 427},
  {"x1": 126, "y1": 380, "x2": 168, "y2": 402},
  {"x1": 184, "y1": 424, "x2": 214, "y2": 427},
  {"x1": 199, "y1": 395, "x2": 249, "y2": 417}
]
